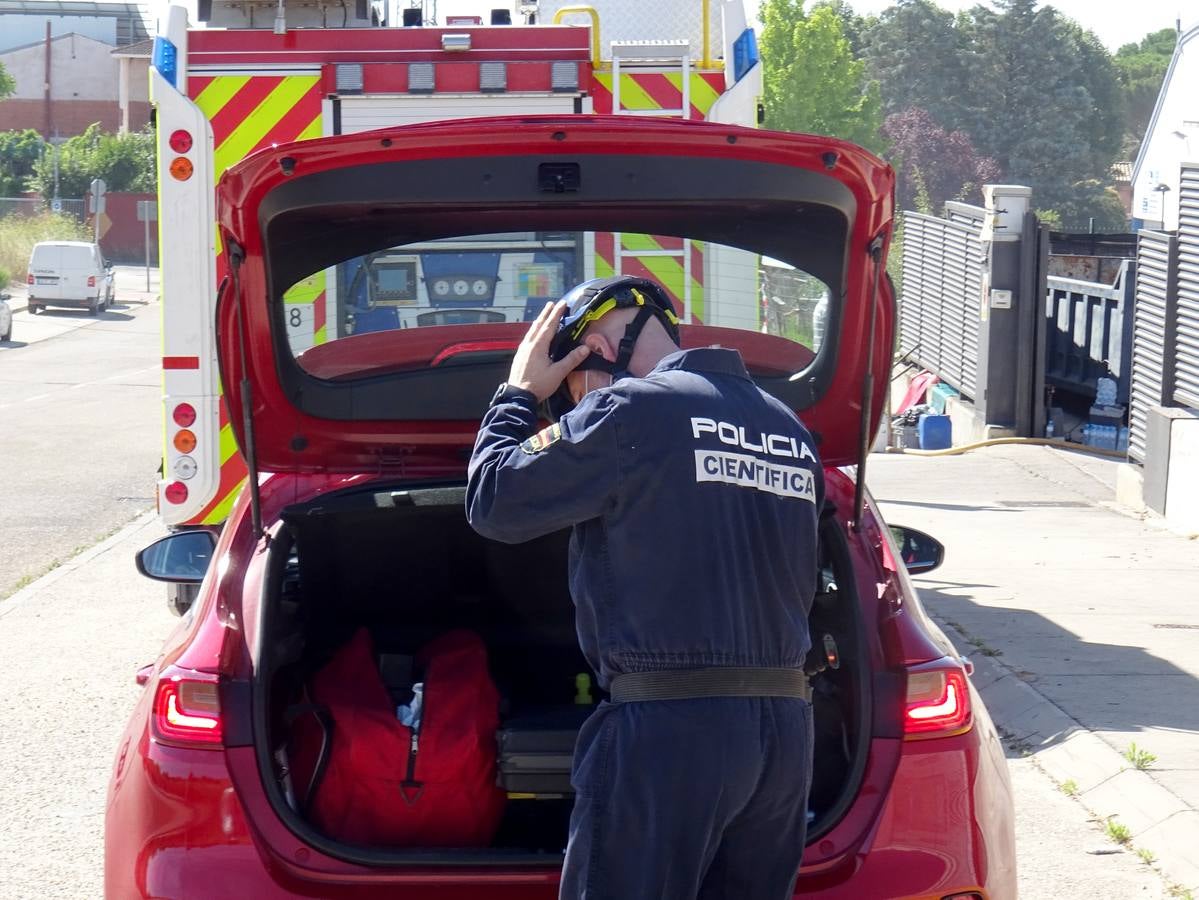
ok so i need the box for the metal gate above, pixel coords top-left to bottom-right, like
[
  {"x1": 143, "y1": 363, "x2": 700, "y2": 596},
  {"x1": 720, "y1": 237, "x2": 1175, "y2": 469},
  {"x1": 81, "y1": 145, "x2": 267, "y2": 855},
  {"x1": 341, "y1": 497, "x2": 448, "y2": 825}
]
[
  {"x1": 1176, "y1": 164, "x2": 1199, "y2": 408},
  {"x1": 1128, "y1": 231, "x2": 1179, "y2": 462},
  {"x1": 899, "y1": 203, "x2": 985, "y2": 399}
]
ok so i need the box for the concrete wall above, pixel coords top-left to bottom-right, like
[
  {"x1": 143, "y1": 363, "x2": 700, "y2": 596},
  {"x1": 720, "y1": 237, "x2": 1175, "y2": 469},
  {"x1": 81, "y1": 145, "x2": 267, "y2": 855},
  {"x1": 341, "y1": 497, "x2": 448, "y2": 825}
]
[
  {"x1": 1132, "y1": 22, "x2": 1199, "y2": 230},
  {"x1": 0, "y1": 35, "x2": 149, "y2": 137},
  {"x1": 1163, "y1": 411, "x2": 1199, "y2": 535}
]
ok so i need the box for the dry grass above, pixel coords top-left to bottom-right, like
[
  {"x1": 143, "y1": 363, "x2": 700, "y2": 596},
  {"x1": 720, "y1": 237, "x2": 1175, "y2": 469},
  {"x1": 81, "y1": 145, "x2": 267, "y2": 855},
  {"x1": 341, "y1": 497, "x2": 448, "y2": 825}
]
[{"x1": 0, "y1": 211, "x2": 90, "y2": 287}]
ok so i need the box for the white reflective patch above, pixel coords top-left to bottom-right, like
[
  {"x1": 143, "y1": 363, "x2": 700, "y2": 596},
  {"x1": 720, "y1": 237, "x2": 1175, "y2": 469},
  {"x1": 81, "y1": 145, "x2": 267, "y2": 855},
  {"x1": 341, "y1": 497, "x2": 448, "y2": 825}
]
[{"x1": 694, "y1": 450, "x2": 816, "y2": 502}]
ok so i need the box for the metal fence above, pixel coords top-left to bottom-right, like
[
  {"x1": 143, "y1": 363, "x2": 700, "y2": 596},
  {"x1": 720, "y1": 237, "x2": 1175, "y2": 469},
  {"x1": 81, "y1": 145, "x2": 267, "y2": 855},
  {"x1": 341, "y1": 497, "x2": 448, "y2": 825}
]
[
  {"x1": 1129, "y1": 231, "x2": 1178, "y2": 462},
  {"x1": 898, "y1": 203, "x2": 985, "y2": 399},
  {"x1": 1044, "y1": 261, "x2": 1136, "y2": 406},
  {"x1": 0, "y1": 197, "x2": 87, "y2": 221},
  {"x1": 1176, "y1": 164, "x2": 1199, "y2": 408}
]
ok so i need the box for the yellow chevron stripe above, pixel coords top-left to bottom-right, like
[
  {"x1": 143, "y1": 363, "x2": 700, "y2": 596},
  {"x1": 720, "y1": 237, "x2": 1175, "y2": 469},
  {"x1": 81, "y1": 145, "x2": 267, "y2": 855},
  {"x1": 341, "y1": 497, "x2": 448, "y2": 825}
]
[
  {"x1": 663, "y1": 73, "x2": 723, "y2": 117},
  {"x1": 296, "y1": 113, "x2": 323, "y2": 142},
  {"x1": 618, "y1": 234, "x2": 705, "y2": 321},
  {"x1": 194, "y1": 75, "x2": 249, "y2": 121},
  {"x1": 219, "y1": 422, "x2": 239, "y2": 465},
  {"x1": 214, "y1": 76, "x2": 319, "y2": 177},
  {"x1": 201, "y1": 476, "x2": 247, "y2": 525},
  {"x1": 595, "y1": 250, "x2": 614, "y2": 278},
  {"x1": 284, "y1": 273, "x2": 324, "y2": 304},
  {"x1": 593, "y1": 72, "x2": 662, "y2": 111},
  {"x1": 314, "y1": 324, "x2": 328, "y2": 344}
]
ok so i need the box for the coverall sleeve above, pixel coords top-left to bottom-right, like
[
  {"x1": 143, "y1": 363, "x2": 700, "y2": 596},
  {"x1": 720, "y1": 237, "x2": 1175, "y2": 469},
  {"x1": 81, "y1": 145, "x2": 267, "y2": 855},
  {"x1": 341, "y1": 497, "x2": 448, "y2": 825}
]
[{"x1": 466, "y1": 390, "x2": 622, "y2": 544}]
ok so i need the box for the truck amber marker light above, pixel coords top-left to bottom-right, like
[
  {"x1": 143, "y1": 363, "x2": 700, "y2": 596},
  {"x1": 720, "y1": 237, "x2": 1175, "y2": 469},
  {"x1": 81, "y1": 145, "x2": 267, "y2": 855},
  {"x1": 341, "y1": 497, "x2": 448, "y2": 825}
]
[{"x1": 169, "y1": 157, "x2": 194, "y2": 181}]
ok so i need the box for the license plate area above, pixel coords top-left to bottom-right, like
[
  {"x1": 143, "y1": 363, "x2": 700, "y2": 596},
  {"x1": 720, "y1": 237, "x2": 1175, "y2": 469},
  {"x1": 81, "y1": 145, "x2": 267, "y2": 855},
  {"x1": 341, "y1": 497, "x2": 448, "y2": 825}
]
[{"x1": 36, "y1": 276, "x2": 59, "y2": 284}]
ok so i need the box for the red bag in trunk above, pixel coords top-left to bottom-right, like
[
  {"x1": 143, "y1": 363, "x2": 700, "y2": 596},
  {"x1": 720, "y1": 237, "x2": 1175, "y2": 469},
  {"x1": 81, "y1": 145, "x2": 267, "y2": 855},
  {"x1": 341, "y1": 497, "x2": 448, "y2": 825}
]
[{"x1": 290, "y1": 628, "x2": 507, "y2": 847}]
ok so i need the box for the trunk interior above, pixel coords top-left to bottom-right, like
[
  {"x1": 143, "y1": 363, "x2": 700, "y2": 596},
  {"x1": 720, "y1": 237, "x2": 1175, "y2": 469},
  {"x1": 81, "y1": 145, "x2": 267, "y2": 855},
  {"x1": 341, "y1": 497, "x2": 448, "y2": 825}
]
[{"x1": 252, "y1": 482, "x2": 871, "y2": 864}]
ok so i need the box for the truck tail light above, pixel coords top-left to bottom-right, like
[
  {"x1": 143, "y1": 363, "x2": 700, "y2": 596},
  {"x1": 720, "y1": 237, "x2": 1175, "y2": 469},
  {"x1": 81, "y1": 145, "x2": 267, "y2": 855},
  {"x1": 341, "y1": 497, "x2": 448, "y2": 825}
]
[
  {"x1": 152, "y1": 668, "x2": 223, "y2": 748},
  {"x1": 904, "y1": 664, "x2": 972, "y2": 740},
  {"x1": 169, "y1": 129, "x2": 193, "y2": 153},
  {"x1": 164, "y1": 481, "x2": 189, "y2": 504},
  {"x1": 173, "y1": 403, "x2": 197, "y2": 427}
]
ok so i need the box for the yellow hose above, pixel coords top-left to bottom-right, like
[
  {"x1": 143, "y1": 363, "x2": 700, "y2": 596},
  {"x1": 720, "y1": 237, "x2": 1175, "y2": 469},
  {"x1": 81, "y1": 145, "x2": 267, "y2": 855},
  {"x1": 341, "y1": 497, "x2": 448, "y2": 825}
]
[{"x1": 884, "y1": 436, "x2": 1128, "y2": 460}]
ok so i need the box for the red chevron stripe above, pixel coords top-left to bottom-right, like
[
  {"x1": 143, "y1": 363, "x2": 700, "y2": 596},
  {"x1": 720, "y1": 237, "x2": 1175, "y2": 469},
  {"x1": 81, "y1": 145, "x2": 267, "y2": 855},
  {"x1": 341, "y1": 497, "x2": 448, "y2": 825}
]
[
  {"x1": 208, "y1": 76, "x2": 283, "y2": 144},
  {"x1": 590, "y1": 75, "x2": 614, "y2": 114},
  {"x1": 245, "y1": 80, "x2": 323, "y2": 157},
  {"x1": 629, "y1": 74, "x2": 683, "y2": 113},
  {"x1": 313, "y1": 289, "x2": 327, "y2": 337},
  {"x1": 187, "y1": 75, "x2": 214, "y2": 100}
]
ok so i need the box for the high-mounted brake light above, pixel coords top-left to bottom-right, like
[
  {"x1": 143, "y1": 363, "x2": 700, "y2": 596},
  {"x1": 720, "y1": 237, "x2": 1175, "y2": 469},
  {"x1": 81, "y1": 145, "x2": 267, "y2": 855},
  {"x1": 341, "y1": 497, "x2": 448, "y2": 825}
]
[
  {"x1": 152, "y1": 669, "x2": 223, "y2": 748},
  {"x1": 172, "y1": 403, "x2": 196, "y2": 427},
  {"x1": 164, "y1": 481, "x2": 189, "y2": 504},
  {"x1": 169, "y1": 157, "x2": 194, "y2": 181},
  {"x1": 173, "y1": 429, "x2": 197, "y2": 453},
  {"x1": 904, "y1": 666, "x2": 972, "y2": 740},
  {"x1": 169, "y1": 129, "x2": 193, "y2": 153}
]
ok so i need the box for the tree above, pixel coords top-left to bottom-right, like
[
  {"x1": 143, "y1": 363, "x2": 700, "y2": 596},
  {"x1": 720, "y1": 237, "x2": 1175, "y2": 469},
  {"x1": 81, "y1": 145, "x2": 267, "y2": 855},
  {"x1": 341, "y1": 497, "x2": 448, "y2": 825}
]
[
  {"x1": 760, "y1": 0, "x2": 883, "y2": 152},
  {"x1": 0, "y1": 130, "x2": 44, "y2": 196},
  {"x1": 30, "y1": 124, "x2": 155, "y2": 197},
  {"x1": 1114, "y1": 28, "x2": 1177, "y2": 157},
  {"x1": 863, "y1": 0, "x2": 969, "y2": 129},
  {"x1": 882, "y1": 107, "x2": 1000, "y2": 213},
  {"x1": 0, "y1": 61, "x2": 15, "y2": 100},
  {"x1": 956, "y1": 0, "x2": 1120, "y2": 214}
]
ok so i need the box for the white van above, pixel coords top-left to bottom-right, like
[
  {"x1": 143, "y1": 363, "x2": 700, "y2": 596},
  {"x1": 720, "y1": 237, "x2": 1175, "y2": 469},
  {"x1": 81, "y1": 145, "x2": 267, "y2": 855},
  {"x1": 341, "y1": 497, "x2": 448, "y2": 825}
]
[{"x1": 26, "y1": 241, "x2": 114, "y2": 315}]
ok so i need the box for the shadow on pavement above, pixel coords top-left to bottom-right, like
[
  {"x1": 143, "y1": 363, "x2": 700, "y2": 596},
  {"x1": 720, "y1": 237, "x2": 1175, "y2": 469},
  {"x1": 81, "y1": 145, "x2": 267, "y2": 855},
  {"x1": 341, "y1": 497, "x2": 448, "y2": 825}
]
[{"x1": 915, "y1": 581, "x2": 1199, "y2": 749}]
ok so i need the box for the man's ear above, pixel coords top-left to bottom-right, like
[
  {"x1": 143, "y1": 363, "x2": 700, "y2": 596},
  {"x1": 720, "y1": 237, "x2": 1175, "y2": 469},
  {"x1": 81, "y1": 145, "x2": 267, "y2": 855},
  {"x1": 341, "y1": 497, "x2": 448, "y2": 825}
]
[{"x1": 584, "y1": 332, "x2": 616, "y2": 362}]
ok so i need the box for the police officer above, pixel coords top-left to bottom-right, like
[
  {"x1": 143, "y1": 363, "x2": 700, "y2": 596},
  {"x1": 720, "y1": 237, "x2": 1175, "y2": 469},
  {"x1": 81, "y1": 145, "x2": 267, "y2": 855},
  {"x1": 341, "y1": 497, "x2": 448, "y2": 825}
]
[{"x1": 467, "y1": 276, "x2": 824, "y2": 900}]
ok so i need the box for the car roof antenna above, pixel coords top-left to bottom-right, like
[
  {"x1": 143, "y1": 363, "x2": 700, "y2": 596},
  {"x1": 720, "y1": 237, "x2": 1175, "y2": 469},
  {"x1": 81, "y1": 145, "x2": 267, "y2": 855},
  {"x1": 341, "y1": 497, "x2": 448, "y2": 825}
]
[
  {"x1": 227, "y1": 240, "x2": 264, "y2": 539},
  {"x1": 852, "y1": 234, "x2": 886, "y2": 533}
]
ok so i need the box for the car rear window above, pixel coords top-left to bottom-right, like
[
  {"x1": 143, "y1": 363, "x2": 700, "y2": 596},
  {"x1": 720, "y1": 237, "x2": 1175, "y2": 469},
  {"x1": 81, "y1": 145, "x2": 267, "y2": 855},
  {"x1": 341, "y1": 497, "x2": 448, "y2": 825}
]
[{"x1": 278, "y1": 231, "x2": 831, "y2": 373}]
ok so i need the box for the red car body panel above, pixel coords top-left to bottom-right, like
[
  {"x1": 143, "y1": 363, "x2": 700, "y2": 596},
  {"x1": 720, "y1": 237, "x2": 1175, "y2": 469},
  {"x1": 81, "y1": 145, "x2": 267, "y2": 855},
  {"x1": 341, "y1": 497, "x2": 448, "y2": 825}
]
[
  {"x1": 108, "y1": 117, "x2": 1014, "y2": 897},
  {"x1": 106, "y1": 470, "x2": 1016, "y2": 899}
]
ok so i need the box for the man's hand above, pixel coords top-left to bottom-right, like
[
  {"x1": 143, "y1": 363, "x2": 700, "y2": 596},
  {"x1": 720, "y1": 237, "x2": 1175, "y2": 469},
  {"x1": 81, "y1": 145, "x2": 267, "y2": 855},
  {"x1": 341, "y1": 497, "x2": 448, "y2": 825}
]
[{"x1": 508, "y1": 301, "x2": 592, "y2": 402}]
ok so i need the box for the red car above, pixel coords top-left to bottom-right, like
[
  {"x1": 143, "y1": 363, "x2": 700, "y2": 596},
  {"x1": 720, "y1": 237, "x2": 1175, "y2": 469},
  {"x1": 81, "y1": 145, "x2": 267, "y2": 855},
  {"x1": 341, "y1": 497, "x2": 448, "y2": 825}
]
[{"x1": 106, "y1": 116, "x2": 1015, "y2": 899}]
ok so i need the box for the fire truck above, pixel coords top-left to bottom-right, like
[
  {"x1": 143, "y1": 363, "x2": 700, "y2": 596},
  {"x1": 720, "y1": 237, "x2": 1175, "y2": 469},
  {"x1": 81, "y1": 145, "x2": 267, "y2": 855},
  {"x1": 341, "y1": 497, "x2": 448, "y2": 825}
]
[{"x1": 150, "y1": 0, "x2": 764, "y2": 528}]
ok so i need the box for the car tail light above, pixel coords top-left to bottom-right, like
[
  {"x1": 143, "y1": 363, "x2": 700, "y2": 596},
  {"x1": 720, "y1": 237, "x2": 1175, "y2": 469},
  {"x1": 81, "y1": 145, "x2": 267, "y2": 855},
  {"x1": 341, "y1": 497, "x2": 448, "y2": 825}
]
[
  {"x1": 152, "y1": 668, "x2": 223, "y2": 748},
  {"x1": 941, "y1": 894, "x2": 983, "y2": 900},
  {"x1": 27, "y1": 273, "x2": 34, "y2": 284},
  {"x1": 164, "y1": 481, "x2": 189, "y2": 504},
  {"x1": 169, "y1": 129, "x2": 193, "y2": 153},
  {"x1": 172, "y1": 402, "x2": 197, "y2": 427},
  {"x1": 87, "y1": 275, "x2": 96, "y2": 287},
  {"x1": 904, "y1": 664, "x2": 972, "y2": 740},
  {"x1": 173, "y1": 429, "x2": 197, "y2": 453}
]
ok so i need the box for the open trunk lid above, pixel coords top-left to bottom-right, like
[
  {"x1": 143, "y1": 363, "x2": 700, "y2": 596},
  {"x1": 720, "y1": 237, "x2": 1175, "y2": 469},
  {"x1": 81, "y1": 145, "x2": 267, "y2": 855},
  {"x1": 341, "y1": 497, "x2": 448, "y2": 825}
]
[{"x1": 214, "y1": 116, "x2": 895, "y2": 480}]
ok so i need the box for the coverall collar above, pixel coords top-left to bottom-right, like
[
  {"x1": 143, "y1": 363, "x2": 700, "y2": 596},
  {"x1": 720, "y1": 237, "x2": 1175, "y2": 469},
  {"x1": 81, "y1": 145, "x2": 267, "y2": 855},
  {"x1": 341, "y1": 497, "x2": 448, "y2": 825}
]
[{"x1": 649, "y1": 347, "x2": 753, "y2": 382}]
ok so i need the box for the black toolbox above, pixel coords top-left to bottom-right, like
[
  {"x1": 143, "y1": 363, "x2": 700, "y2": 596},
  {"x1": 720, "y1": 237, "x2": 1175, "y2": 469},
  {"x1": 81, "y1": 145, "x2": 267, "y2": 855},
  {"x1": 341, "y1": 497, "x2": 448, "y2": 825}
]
[{"x1": 497, "y1": 706, "x2": 594, "y2": 796}]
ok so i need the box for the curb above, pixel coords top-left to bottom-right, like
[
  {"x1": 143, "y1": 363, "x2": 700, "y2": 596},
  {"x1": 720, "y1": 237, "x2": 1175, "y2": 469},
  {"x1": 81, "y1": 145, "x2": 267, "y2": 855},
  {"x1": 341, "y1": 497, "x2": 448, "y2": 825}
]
[
  {"x1": 965, "y1": 642, "x2": 1199, "y2": 892},
  {"x1": 0, "y1": 510, "x2": 159, "y2": 621}
]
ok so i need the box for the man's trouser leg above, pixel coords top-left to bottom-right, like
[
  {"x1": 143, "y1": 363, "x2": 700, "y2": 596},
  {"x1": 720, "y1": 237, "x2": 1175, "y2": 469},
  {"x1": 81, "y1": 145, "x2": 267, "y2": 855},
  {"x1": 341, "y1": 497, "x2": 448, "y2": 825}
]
[{"x1": 559, "y1": 696, "x2": 813, "y2": 900}]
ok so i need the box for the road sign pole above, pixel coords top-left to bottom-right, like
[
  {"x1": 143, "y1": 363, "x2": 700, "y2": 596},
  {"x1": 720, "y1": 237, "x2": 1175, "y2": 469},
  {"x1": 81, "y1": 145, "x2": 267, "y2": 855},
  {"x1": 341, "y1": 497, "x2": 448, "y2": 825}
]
[{"x1": 145, "y1": 213, "x2": 151, "y2": 293}]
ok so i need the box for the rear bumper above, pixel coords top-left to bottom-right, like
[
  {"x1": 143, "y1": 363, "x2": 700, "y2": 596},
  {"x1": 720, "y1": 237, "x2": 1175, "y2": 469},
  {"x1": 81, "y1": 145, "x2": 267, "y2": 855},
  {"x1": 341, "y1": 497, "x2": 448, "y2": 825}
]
[
  {"x1": 107, "y1": 722, "x2": 1014, "y2": 900},
  {"x1": 28, "y1": 296, "x2": 97, "y2": 308}
]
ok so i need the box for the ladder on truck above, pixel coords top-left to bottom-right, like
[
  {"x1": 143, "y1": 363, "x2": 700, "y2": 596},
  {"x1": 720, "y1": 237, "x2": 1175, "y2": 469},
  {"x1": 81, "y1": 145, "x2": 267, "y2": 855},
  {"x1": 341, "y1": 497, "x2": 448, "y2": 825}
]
[{"x1": 610, "y1": 40, "x2": 696, "y2": 322}]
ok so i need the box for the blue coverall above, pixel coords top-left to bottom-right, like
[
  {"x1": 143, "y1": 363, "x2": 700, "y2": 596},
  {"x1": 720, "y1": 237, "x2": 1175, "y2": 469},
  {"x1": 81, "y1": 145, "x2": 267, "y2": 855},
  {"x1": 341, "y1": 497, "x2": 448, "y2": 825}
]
[{"x1": 467, "y1": 347, "x2": 824, "y2": 900}]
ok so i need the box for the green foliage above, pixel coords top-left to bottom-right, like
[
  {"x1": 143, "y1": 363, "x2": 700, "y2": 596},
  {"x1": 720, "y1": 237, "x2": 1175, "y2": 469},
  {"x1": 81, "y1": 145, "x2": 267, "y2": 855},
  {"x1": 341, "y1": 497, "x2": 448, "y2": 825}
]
[
  {"x1": 1124, "y1": 741, "x2": 1157, "y2": 770},
  {"x1": 0, "y1": 210, "x2": 90, "y2": 288},
  {"x1": 0, "y1": 61, "x2": 15, "y2": 100},
  {"x1": 1050, "y1": 180, "x2": 1128, "y2": 231},
  {"x1": 1104, "y1": 816, "x2": 1133, "y2": 845},
  {"x1": 0, "y1": 130, "x2": 45, "y2": 196},
  {"x1": 31, "y1": 124, "x2": 155, "y2": 197},
  {"x1": 1114, "y1": 28, "x2": 1177, "y2": 157},
  {"x1": 761, "y1": 0, "x2": 884, "y2": 152},
  {"x1": 1059, "y1": 779, "x2": 1079, "y2": 797}
]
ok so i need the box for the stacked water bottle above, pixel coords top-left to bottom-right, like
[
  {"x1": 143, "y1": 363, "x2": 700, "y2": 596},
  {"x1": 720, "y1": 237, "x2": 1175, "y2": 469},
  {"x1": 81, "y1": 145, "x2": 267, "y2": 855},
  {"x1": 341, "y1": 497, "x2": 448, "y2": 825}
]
[{"x1": 1082, "y1": 377, "x2": 1129, "y2": 452}]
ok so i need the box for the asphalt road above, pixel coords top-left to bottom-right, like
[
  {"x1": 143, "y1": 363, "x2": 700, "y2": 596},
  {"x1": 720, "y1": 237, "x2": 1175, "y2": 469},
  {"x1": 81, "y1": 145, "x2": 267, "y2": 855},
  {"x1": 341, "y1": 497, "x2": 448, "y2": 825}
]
[{"x1": 0, "y1": 267, "x2": 161, "y2": 599}]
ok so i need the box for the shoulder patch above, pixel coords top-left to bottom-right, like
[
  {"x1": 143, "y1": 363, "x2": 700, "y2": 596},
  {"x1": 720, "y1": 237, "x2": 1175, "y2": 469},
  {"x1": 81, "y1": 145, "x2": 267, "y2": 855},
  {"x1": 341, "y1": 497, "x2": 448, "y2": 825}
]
[{"x1": 520, "y1": 423, "x2": 563, "y2": 454}]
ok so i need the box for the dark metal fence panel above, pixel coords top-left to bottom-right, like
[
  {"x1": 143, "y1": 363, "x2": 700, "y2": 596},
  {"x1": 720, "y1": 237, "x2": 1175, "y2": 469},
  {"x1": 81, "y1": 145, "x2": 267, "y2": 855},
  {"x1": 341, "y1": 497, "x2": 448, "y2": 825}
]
[
  {"x1": 1129, "y1": 231, "x2": 1179, "y2": 462},
  {"x1": 1177, "y1": 164, "x2": 1199, "y2": 408},
  {"x1": 1044, "y1": 261, "x2": 1136, "y2": 405},
  {"x1": 898, "y1": 206, "x2": 984, "y2": 399}
]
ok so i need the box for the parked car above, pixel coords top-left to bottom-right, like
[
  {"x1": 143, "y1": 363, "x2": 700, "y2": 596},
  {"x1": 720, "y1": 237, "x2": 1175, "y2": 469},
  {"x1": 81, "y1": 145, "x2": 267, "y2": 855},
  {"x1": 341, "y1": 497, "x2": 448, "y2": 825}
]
[
  {"x1": 106, "y1": 117, "x2": 1015, "y2": 899},
  {"x1": 26, "y1": 240, "x2": 114, "y2": 315},
  {"x1": 0, "y1": 291, "x2": 11, "y2": 341}
]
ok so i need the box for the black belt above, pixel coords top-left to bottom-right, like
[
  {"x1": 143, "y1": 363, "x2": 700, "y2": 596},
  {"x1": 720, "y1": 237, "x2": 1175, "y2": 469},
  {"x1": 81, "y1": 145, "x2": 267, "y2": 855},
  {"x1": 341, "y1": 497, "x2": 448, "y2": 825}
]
[{"x1": 608, "y1": 667, "x2": 811, "y2": 703}]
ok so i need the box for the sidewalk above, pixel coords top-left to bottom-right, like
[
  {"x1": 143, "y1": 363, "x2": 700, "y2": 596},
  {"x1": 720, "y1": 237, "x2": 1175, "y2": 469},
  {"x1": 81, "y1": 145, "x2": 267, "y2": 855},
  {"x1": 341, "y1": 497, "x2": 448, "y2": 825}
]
[{"x1": 868, "y1": 444, "x2": 1199, "y2": 894}]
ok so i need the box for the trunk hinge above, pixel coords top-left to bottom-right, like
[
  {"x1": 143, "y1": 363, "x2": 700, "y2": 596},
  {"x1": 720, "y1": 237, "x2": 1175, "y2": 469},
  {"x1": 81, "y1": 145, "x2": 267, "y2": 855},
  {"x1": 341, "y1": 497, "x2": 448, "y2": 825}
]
[
  {"x1": 228, "y1": 240, "x2": 264, "y2": 539},
  {"x1": 852, "y1": 234, "x2": 886, "y2": 533}
]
